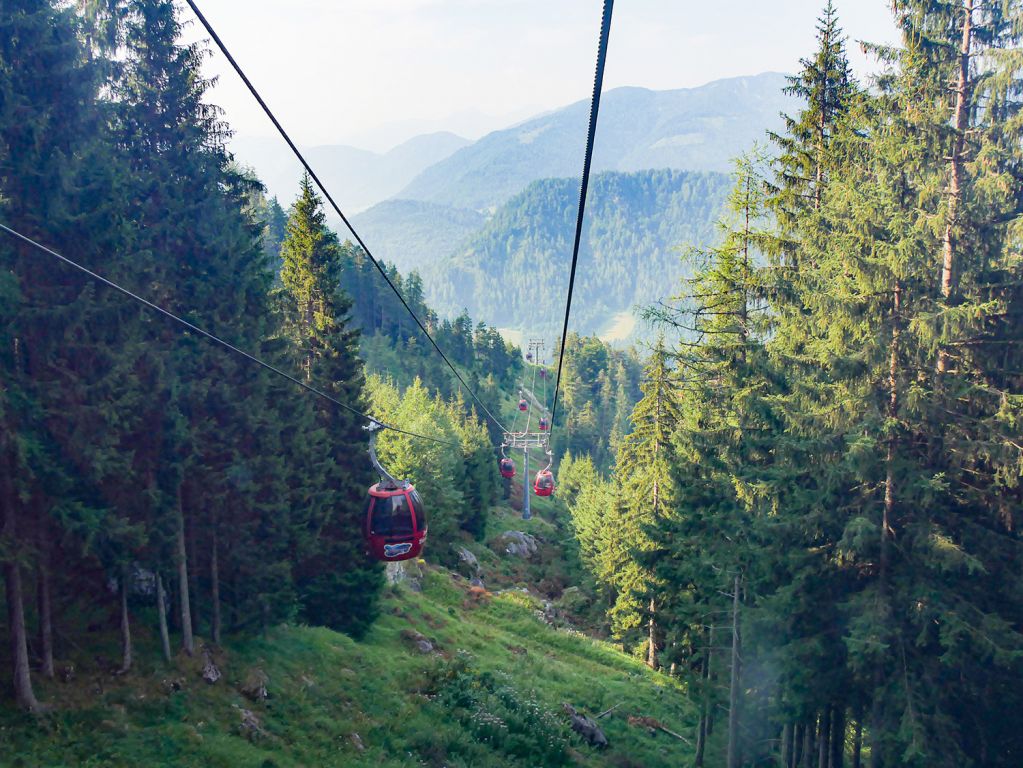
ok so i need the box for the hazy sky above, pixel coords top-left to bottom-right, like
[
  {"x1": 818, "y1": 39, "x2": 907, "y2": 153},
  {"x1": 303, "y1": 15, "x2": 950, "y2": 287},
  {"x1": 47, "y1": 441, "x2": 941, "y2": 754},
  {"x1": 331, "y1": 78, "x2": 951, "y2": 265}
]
[{"x1": 183, "y1": 0, "x2": 900, "y2": 152}]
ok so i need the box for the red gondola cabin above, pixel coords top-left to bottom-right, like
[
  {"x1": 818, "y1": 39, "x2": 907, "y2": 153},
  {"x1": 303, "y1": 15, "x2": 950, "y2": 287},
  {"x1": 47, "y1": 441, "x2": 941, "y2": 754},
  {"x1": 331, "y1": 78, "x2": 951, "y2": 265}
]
[
  {"x1": 500, "y1": 458, "x2": 516, "y2": 478},
  {"x1": 364, "y1": 483, "x2": 427, "y2": 561},
  {"x1": 533, "y1": 469, "x2": 554, "y2": 497},
  {"x1": 518, "y1": 399, "x2": 528, "y2": 412},
  {"x1": 538, "y1": 417, "x2": 549, "y2": 431}
]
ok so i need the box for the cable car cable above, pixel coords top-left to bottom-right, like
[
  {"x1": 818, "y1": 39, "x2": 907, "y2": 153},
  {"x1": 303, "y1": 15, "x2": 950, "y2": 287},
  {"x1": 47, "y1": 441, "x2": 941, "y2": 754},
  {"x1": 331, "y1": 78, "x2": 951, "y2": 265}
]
[
  {"x1": 549, "y1": 0, "x2": 614, "y2": 436},
  {"x1": 183, "y1": 0, "x2": 508, "y2": 436},
  {"x1": 542, "y1": 359, "x2": 548, "y2": 414},
  {"x1": 525, "y1": 362, "x2": 538, "y2": 433},
  {"x1": 0, "y1": 222, "x2": 458, "y2": 448}
]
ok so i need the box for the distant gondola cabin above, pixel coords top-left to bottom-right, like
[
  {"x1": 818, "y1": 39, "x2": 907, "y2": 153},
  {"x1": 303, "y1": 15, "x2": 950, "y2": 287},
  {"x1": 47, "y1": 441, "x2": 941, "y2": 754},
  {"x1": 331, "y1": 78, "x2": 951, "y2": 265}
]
[
  {"x1": 364, "y1": 483, "x2": 427, "y2": 561},
  {"x1": 538, "y1": 417, "x2": 549, "y2": 431},
  {"x1": 518, "y1": 399, "x2": 528, "y2": 412},
  {"x1": 533, "y1": 469, "x2": 554, "y2": 497},
  {"x1": 499, "y1": 458, "x2": 516, "y2": 478}
]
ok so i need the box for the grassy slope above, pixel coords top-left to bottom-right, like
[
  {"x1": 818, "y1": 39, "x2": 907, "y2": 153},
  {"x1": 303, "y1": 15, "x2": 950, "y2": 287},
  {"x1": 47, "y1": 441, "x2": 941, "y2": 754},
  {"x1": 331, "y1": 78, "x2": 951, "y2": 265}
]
[
  {"x1": 0, "y1": 379, "x2": 676, "y2": 767},
  {"x1": 0, "y1": 567, "x2": 694, "y2": 768}
]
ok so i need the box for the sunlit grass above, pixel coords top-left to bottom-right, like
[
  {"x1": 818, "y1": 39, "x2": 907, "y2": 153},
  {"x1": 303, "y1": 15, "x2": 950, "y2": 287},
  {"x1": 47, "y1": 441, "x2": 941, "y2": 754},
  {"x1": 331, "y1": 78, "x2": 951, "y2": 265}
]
[{"x1": 0, "y1": 566, "x2": 693, "y2": 768}]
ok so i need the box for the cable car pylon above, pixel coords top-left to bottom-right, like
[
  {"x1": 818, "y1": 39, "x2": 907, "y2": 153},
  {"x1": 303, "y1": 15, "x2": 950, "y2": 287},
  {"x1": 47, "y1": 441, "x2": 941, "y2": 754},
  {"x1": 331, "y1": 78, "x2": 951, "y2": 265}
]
[{"x1": 503, "y1": 338, "x2": 552, "y2": 519}]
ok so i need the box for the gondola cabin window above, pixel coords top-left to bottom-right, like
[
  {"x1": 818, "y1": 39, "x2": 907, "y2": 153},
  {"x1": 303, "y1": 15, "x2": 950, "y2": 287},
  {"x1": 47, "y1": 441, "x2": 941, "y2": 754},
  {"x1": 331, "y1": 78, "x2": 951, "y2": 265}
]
[{"x1": 369, "y1": 493, "x2": 415, "y2": 537}]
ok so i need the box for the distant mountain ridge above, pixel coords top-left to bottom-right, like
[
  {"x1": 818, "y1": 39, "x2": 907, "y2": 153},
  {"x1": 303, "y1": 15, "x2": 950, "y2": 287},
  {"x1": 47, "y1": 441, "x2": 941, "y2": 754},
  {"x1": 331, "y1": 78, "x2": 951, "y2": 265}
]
[
  {"x1": 396, "y1": 73, "x2": 794, "y2": 211},
  {"x1": 231, "y1": 131, "x2": 471, "y2": 211},
  {"x1": 236, "y1": 74, "x2": 794, "y2": 341}
]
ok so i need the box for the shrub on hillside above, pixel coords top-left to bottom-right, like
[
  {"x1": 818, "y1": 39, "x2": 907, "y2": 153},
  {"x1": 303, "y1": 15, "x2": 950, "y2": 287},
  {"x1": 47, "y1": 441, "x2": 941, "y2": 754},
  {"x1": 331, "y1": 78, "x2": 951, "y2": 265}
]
[{"x1": 429, "y1": 651, "x2": 572, "y2": 766}]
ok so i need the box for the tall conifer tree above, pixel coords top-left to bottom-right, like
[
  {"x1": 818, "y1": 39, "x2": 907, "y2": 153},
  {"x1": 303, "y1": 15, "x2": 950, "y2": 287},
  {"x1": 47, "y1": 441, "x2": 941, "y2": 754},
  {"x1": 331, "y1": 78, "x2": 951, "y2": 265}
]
[{"x1": 278, "y1": 174, "x2": 382, "y2": 635}]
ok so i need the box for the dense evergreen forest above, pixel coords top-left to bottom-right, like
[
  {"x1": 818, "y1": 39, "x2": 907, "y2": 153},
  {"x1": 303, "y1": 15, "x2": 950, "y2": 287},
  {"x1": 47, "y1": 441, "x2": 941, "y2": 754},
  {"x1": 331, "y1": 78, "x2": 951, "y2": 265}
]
[
  {"x1": 431, "y1": 169, "x2": 731, "y2": 338},
  {"x1": 2, "y1": 1, "x2": 1022, "y2": 767},
  {"x1": 259, "y1": 185, "x2": 526, "y2": 443},
  {"x1": 568, "y1": 2, "x2": 1023, "y2": 766},
  {"x1": 0, "y1": 0, "x2": 529, "y2": 714}
]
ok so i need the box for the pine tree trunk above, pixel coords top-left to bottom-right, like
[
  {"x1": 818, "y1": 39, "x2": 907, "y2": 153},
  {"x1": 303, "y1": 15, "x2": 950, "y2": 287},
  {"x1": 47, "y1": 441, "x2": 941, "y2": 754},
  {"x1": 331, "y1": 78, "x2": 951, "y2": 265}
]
[
  {"x1": 304, "y1": 299, "x2": 315, "y2": 382},
  {"x1": 119, "y1": 564, "x2": 132, "y2": 673},
  {"x1": 852, "y1": 717, "x2": 863, "y2": 768},
  {"x1": 869, "y1": 723, "x2": 881, "y2": 768},
  {"x1": 176, "y1": 485, "x2": 194, "y2": 655},
  {"x1": 883, "y1": 284, "x2": 901, "y2": 568},
  {"x1": 869, "y1": 696, "x2": 883, "y2": 768},
  {"x1": 707, "y1": 623, "x2": 717, "y2": 738},
  {"x1": 939, "y1": 0, "x2": 973, "y2": 304},
  {"x1": 793, "y1": 722, "x2": 804, "y2": 768},
  {"x1": 36, "y1": 534, "x2": 54, "y2": 679},
  {"x1": 211, "y1": 525, "x2": 221, "y2": 646},
  {"x1": 873, "y1": 284, "x2": 901, "y2": 768},
  {"x1": 818, "y1": 707, "x2": 831, "y2": 768},
  {"x1": 782, "y1": 722, "x2": 793, "y2": 767},
  {"x1": 186, "y1": 503, "x2": 199, "y2": 638},
  {"x1": 646, "y1": 596, "x2": 657, "y2": 669},
  {"x1": 695, "y1": 626, "x2": 712, "y2": 768},
  {"x1": 695, "y1": 714, "x2": 707, "y2": 768},
  {"x1": 647, "y1": 454, "x2": 660, "y2": 671},
  {"x1": 1, "y1": 454, "x2": 40, "y2": 712},
  {"x1": 3, "y1": 559, "x2": 40, "y2": 712},
  {"x1": 167, "y1": 574, "x2": 178, "y2": 633},
  {"x1": 727, "y1": 574, "x2": 743, "y2": 768},
  {"x1": 156, "y1": 572, "x2": 172, "y2": 663},
  {"x1": 831, "y1": 707, "x2": 845, "y2": 768},
  {"x1": 802, "y1": 719, "x2": 815, "y2": 768}
]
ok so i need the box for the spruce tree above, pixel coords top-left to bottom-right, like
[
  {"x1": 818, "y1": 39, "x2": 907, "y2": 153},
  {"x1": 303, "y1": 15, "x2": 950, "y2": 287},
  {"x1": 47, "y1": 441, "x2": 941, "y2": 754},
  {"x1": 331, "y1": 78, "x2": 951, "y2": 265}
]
[
  {"x1": 641, "y1": 149, "x2": 784, "y2": 764},
  {"x1": 768, "y1": 0, "x2": 855, "y2": 224},
  {"x1": 0, "y1": 0, "x2": 134, "y2": 709},
  {"x1": 609, "y1": 338, "x2": 681, "y2": 667},
  {"x1": 754, "y1": 1, "x2": 1023, "y2": 762},
  {"x1": 277, "y1": 174, "x2": 382, "y2": 634}
]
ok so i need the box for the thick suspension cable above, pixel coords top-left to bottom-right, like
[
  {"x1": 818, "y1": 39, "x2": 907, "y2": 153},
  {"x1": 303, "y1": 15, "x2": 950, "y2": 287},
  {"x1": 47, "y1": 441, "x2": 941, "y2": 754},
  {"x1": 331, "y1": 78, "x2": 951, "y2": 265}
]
[
  {"x1": 549, "y1": 0, "x2": 614, "y2": 436},
  {"x1": 524, "y1": 362, "x2": 538, "y2": 434},
  {"x1": 542, "y1": 360, "x2": 548, "y2": 414},
  {"x1": 184, "y1": 0, "x2": 508, "y2": 435},
  {"x1": 0, "y1": 223, "x2": 458, "y2": 448}
]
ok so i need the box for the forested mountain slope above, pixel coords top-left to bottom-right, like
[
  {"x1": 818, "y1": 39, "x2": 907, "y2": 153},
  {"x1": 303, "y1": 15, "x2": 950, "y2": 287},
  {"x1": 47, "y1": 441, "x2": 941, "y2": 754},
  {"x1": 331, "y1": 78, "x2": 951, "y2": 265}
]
[
  {"x1": 348, "y1": 199, "x2": 487, "y2": 274},
  {"x1": 397, "y1": 73, "x2": 794, "y2": 210},
  {"x1": 428, "y1": 169, "x2": 731, "y2": 339}
]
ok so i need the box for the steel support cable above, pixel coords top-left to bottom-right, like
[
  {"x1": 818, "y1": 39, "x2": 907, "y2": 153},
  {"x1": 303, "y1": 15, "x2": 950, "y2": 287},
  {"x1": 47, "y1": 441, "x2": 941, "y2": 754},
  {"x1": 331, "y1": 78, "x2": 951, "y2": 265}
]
[
  {"x1": 0, "y1": 223, "x2": 458, "y2": 448},
  {"x1": 512, "y1": 358, "x2": 530, "y2": 436},
  {"x1": 511, "y1": 390, "x2": 526, "y2": 437},
  {"x1": 549, "y1": 0, "x2": 614, "y2": 437},
  {"x1": 542, "y1": 359, "x2": 548, "y2": 413},
  {"x1": 184, "y1": 0, "x2": 508, "y2": 436},
  {"x1": 524, "y1": 361, "x2": 538, "y2": 434}
]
